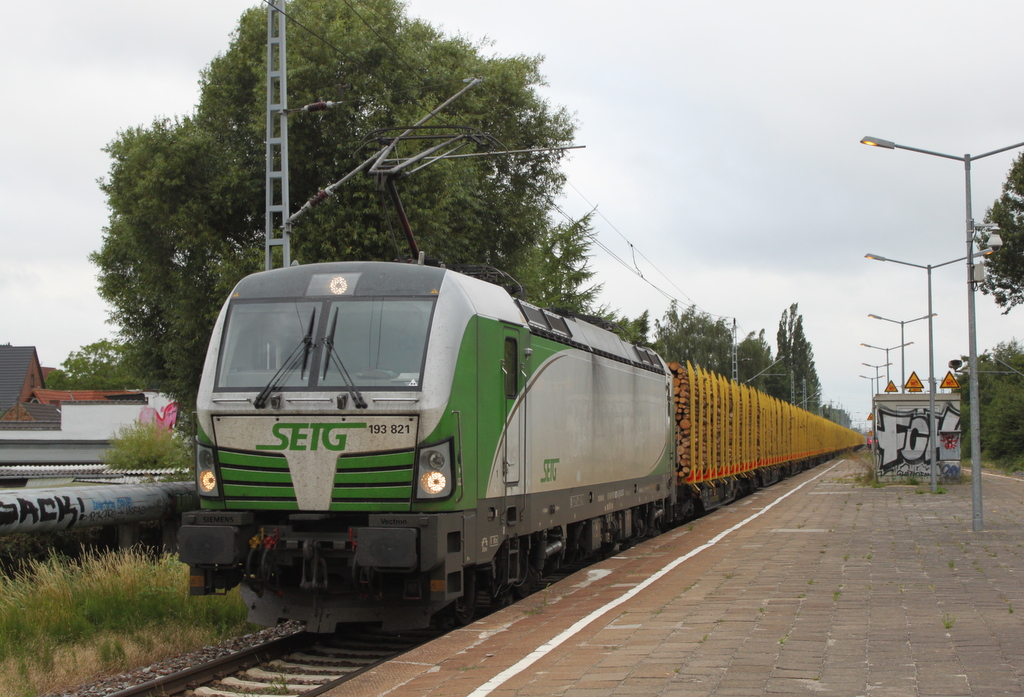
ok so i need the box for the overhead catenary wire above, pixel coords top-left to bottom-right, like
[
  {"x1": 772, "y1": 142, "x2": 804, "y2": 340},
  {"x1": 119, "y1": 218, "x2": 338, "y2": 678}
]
[{"x1": 263, "y1": 0, "x2": 755, "y2": 339}]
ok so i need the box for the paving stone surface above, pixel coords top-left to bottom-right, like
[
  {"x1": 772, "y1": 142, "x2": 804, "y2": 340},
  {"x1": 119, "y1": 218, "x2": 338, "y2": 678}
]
[{"x1": 326, "y1": 456, "x2": 1024, "y2": 696}]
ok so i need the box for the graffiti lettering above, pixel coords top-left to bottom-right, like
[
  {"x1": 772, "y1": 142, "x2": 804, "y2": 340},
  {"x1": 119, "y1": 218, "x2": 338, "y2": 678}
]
[
  {"x1": 17, "y1": 498, "x2": 39, "y2": 524},
  {"x1": 0, "y1": 495, "x2": 86, "y2": 531},
  {"x1": 876, "y1": 404, "x2": 961, "y2": 477}
]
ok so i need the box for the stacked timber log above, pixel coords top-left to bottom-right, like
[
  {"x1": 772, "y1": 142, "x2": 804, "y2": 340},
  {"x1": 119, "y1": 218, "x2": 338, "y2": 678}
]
[{"x1": 668, "y1": 362, "x2": 691, "y2": 484}]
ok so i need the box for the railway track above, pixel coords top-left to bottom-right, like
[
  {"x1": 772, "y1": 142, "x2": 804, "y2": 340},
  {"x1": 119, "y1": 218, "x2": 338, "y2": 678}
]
[
  {"x1": 102, "y1": 556, "x2": 605, "y2": 697},
  {"x1": 108, "y1": 626, "x2": 442, "y2": 697}
]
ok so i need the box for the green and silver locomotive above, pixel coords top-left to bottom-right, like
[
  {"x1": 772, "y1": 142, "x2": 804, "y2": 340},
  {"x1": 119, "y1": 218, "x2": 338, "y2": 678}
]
[{"x1": 180, "y1": 260, "x2": 676, "y2": 631}]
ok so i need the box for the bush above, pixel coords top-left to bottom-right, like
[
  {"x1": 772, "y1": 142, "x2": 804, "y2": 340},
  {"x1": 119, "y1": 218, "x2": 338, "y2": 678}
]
[{"x1": 103, "y1": 421, "x2": 191, "y2": 473}]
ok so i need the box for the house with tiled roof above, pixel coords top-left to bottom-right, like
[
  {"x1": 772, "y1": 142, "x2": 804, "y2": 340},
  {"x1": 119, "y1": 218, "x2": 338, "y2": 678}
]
[
  {"x1": 0, "y1": 345, "x2": 45, "y2": 414},
  {"x1": 0, "y1": 344, "x2": 177, "y2": 470}
]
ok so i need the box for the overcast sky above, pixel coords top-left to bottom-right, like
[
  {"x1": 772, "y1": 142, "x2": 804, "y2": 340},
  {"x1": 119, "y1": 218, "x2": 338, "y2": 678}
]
[{"x1": 4, "y1": 0, "x2": 1024, "y2": 429}]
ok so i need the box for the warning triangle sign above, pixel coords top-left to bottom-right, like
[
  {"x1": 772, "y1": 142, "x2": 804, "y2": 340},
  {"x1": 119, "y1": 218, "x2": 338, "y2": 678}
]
[
  {"x1": 883, "y1": 380, "x2": 898, "y2": 393},
  {"x1": 904, "y1": 371, "x2": 924, "y2": 392},
  {"x1": 940, "y1": 371, "x2": 961, "y2": 390}
]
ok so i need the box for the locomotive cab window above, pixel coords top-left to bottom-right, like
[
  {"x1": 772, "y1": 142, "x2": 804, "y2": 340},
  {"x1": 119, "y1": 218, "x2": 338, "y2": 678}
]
[
  {"x1": 503, "y1": 337, "x2": 518, "y2": 398},
  {"x1": 320, "y1": 298, "x2": 434, "y2": 390},
  {"x1": 216, "y1": 302, "x2": 318, "y2": 389}
]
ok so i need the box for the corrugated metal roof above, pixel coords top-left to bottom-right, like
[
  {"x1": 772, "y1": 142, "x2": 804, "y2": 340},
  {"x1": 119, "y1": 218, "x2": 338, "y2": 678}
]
[{"x1": 0, "y1": 465, "x2": 184, "y2": 487}]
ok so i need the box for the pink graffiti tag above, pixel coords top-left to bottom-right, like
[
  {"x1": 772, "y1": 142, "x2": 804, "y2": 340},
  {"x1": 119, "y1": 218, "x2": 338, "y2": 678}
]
[{"x1": 139, "y1": 402, "x2": 179, "y2": 431}]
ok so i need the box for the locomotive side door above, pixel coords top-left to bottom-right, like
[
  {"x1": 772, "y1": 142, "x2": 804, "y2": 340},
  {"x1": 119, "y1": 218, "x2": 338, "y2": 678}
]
[{"x1": 501, "y1": 327, "x2": 527, "y2": 525}]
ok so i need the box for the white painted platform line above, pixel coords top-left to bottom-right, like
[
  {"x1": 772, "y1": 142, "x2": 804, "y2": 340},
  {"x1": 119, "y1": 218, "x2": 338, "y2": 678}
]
[
  {"x1": 467, "y1": 460, "x2": 845, "y2": 697},
  {"x1": 982, "y1": 471, "x2": 1024, "y2": 482}
]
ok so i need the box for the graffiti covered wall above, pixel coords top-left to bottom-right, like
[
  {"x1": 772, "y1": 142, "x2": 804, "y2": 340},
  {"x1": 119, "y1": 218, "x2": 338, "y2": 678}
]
[{"x1": 873, "y1": 393, "x2": 961, "y2": 479}]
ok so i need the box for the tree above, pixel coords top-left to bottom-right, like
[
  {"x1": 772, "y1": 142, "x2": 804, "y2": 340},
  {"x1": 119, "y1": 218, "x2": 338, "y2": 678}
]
[
  {"x1": 652, "y1": 302, "x2": 733, "y2": 375},
  {"x1": 518, "y1": 213, "x2": 602, "y2": 313},
  {"x1": 612, "y1": 311, "x2": 651, "y2": 346},
  {"x1": 770, "y1": 303, "x2": 821, "y2": 407},
  {"x1": 982, "y1": 153, "x2": 1024, "y2": 312},
  {"x1": 737, "y1": 329, "x2": 774, "y2": 390},
  {"x1": 45, "y1": 340, "x2": 142, "y2": 391},
  {"x1": 961, "y1": 339, "x2": 1024, "y2": 468},
  {"x1": 92, "y1": 0, "x2": 576, "y2": 409}
]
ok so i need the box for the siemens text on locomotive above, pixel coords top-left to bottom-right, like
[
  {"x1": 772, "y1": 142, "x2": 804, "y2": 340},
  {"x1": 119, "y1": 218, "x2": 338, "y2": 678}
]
[{"x1": 179, "y1": 261, "x2": 862, "y2": 632}]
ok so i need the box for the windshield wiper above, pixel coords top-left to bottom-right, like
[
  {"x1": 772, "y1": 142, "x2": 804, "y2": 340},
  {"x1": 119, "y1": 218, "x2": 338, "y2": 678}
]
[
  {"x1": 253, "y1": 309, "x2": 316, "y2": 409},
  {"x1": 323, "y1": 307, "x2": 368, "y2": 409}
]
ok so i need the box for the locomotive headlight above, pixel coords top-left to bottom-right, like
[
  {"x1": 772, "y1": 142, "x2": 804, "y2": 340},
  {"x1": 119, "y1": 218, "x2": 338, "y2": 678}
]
[
  {"x1": 415, "y1": 439, "x2": 455, "y2": 500},
  {"x1": 328, "y1": 275, "x2": 349, "y2": 294},
  {"x1": 199, "y1": 469, "x2": 218, "y2": 493},
  {"x1": 421, "y1": 470, "x2": 447, "y2": 494},
  {"x1": 195, "y1": 442, "x2": 221, "y2": 497}
]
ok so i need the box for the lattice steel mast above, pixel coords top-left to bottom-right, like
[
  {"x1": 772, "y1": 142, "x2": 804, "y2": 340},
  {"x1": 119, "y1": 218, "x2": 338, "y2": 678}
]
[{"x1": 265, "y1": 0, "x2": 290, "y2": 269}]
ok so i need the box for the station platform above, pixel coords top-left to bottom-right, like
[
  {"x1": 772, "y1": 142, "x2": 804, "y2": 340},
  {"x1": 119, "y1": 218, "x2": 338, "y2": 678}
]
[{"x1": 327, "y1": 456, "x2": 1024, "y2": 697}]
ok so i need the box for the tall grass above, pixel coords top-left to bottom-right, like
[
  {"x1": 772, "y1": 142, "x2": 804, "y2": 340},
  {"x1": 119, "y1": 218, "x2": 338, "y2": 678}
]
[{"x1": 0, "y1": 549, "x2": 253, "y2": 697}]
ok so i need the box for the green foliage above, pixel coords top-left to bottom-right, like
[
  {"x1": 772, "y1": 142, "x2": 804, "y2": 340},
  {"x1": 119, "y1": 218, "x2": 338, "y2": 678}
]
[
  {"x1": 653, "y1": 302, "x2": 734, "y2": 374},
  {"x1": 103, "y1": 421, "x2": 191, "y2": 473},
  {"x1": 961, "y1": 339, "x2": 1024, "y2": 469},
  {"x1": 0, "y1": 550, "x2": 252, "y2": 694},
  {"x1": 769, "y1": 303, "x2": 820, "y2": 406},
  {"x1": 92, "y1": 0, "x2": 576, "y2": 410},
  {"x1": 982, "y1": 153, "x2": 1024, "y2": 311},
  {"x1": 611, "y1": 310, "x2": 651, "y2": 346},
  {"x1": 0, "y1": 528, "x2": 114, "y2": 577},
  {"x1": 518, "y1": 212, "x2": 601, "y2": 313},
  {"x1": 737, "y1": 329, "x2": 774, "y2": 389},
  {"x1": 44, "y1": 340, "x2": 142, "y2": 391}
]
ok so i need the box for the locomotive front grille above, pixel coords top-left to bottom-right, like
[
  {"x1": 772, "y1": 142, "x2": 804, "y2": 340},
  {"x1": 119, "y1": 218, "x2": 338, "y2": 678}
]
[
  {"x1": 219, "y1": 450, "x2": 298, "y2": 508},
  {"x1": 330, "y1": 449, "x2": 416, "y2": 512}
]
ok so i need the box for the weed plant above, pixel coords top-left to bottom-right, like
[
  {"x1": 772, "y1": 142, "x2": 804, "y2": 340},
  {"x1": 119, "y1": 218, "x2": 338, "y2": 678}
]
[{"x1": 0, "y1": 548, "x2": 252, "y2": 697}]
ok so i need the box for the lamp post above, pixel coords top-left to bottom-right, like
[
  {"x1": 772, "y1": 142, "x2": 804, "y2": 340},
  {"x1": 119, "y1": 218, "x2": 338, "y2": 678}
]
[
  {"x1": 866, "y1": 314, "x2": 930, "y2": 388},
  {"x1": 862, "y1": 362, "x2": 890, "y2": 388},
  {"x1": 864, "y1": 250, "x2": 998, "y2": 493},
  {"x1": 859, "y1": 373, "x2": 878, "y2": 394},
  {"x1": 859, "y1": 375, "x2": 878, "y2": 457},
  {"x1": 861, "y1": 341, "x2": 914, "y2": 387},
  {"x1": 861, "y1": 136, "x2": 1024, "y2": 531}
]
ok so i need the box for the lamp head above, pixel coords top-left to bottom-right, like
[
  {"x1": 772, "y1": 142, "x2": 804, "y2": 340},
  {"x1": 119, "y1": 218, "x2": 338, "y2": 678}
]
[{"x1": 861, "y1": 136, "x2": 896, "y2": 149}]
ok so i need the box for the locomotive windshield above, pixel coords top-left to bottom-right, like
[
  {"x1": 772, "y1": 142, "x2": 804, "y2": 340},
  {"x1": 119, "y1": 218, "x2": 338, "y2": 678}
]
[
  {"x1": 216, "y1": 302, "x2": 318, "y2": 389},
  {"x1": 214, "y1": 297, "x2": 434, "y2": 391},
  {"x1": 320, "y1": 298, "x2": 433, "y2": 389}
]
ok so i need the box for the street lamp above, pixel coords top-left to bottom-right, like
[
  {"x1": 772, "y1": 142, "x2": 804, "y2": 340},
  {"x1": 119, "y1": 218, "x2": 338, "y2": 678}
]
[
  {"x1": 859, "y1": 375, "x2": 879, "y2": 454},
  {"x1": 864, "y1": 249, "x2": 998, "y2": 493},
  {"x1": 862, "y1": 362, "x2": 890, "y2": 389},
  {"x1": 866, "y1": 313, "x2": 930, "y2": 388},
  {"x1": 861, "y1": 135, "x2": 1024, "y2": 531},
  {"x1": 861, "y1": 340, "x2": 914, "y2": 387},
  {"x1": 859, "y1": 374, "x2": 878, "y2": 394}
]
